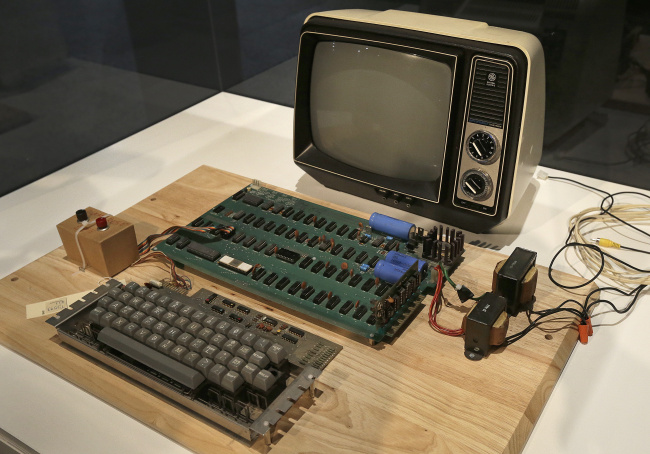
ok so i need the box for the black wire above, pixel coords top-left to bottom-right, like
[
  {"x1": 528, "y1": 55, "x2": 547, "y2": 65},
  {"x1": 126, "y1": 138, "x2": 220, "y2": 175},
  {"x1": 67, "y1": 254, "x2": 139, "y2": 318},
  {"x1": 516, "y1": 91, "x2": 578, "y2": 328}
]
[
  {"x1": 548, "y1": 242, "x2": 605, "y2": 290},
  {"x1": 599, "y1": 191, "x2": 650, "y2": 239},
  {"x1": 547, "y1": 176, "x2": 612, "y2": 198},
  {"x1": 504, "y1": 307, "x2": 579, "y2": 345},
  {"x1": 621, "y1": 245, "x2": 650, "y2": 254},
  {"x1": 584, "y1": 285, "x2": 647, "y2": 316}
]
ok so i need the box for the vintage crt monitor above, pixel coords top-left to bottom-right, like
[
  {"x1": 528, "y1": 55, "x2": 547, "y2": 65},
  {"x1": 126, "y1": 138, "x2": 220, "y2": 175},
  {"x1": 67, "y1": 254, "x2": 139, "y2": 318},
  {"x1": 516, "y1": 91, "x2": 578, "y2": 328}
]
[{"x1": 293, "y1": 10, "x2": 545, "y2": 232}]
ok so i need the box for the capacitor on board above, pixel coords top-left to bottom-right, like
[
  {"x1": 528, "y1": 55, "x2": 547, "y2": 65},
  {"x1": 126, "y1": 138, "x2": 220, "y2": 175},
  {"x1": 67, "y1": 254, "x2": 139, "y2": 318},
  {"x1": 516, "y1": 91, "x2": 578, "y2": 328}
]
[
  {"x1": 385, "y1": 251, "x2": 428, "y2": 273},
  {"x1": 374, "y1": 260, "x2": 408, "y2": 284},
  {"x1": 368, "y1": 213, "x2": 415, "y2": 240}
]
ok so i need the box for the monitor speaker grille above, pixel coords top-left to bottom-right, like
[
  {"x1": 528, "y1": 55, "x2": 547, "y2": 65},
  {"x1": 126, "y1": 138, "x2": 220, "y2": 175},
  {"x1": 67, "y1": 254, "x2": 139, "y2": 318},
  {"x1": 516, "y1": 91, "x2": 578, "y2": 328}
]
[{"x1": 468, "y1": 60, "x2": 510, "y2": 129}]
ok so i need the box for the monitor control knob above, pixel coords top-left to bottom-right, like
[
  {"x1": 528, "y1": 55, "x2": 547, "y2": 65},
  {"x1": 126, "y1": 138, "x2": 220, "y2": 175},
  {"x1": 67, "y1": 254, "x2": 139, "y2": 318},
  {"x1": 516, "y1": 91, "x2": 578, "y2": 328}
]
[
  {"x1": 460, "y1": 169, "x2": 493, "y2": 201},
  {"x1": 466, "y1": 130, "x2": 499, "y2": 164}
]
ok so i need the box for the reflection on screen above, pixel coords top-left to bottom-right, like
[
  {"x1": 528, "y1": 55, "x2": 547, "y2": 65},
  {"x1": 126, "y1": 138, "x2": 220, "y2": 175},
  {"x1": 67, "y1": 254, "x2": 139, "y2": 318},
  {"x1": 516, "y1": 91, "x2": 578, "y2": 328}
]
[{"x1": 310, "y1": 41, "x2": 452, "y2": 182}]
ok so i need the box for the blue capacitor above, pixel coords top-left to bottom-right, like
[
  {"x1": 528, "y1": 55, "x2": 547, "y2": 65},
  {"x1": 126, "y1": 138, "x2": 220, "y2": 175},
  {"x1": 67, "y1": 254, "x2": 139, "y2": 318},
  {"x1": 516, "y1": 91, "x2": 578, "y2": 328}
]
[
  {"x1": 368, "y1": 213, "x2": 415, "y2": 240},
  {"x1": 374, "y1": 260, "x2": 408, "y2": 284},
  {"x1": 385, "y1": 251, "x2": 428, "y2": 273}
]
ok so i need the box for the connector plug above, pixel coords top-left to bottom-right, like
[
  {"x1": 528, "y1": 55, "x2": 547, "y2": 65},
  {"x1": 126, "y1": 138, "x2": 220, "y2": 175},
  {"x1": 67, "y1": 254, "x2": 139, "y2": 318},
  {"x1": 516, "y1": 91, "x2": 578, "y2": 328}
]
[
  {"x1": 592, "y1": 238, "x2": 621, "y2": 249},
  {"x1": 456, "y1": 285, "x2": 474, "y2": 302},
  {"x1": 578, "y1": 317, "x2": 593, "y2": 344}
]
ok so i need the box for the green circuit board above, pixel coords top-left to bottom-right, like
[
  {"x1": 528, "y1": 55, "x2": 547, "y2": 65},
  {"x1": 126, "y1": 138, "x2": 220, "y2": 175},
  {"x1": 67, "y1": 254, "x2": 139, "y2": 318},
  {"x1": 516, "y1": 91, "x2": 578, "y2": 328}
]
[{"x1": 155, "y1": 184, "x2": 463, "y2": 343}]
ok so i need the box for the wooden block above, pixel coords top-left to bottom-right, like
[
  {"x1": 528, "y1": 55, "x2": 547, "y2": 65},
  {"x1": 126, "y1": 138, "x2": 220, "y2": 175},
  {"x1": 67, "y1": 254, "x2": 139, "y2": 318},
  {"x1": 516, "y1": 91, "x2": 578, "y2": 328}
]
[{"x1": 56, "y1": 207, "x2": 138, "y2": 276}]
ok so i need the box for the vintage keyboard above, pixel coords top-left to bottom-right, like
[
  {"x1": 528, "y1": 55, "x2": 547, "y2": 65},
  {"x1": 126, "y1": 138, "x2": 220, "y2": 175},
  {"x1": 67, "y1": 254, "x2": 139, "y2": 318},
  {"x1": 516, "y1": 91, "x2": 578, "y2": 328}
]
[{"x1": 47, "y1": 279, "x2": 341, "y2": 442}]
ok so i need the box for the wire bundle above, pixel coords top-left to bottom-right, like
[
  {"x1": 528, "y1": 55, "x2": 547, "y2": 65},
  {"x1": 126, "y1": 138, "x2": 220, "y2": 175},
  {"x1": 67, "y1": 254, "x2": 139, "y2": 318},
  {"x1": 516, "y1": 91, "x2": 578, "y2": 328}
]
[
  {"x1": 137, "y1": 224, "x2": 234, "y2": 255},
  {"x1": 133, "y1": 223, "x2": 234, "y2": 290},
  {"x1": 132, "y1": 251, "x2": 192, "y2": 290},
  {"x1": 503, "y1": 176, "x2": 650, "y2": 345},
  {"x1": 428, "y1": 265, "x2": 464, "y2": 337}
]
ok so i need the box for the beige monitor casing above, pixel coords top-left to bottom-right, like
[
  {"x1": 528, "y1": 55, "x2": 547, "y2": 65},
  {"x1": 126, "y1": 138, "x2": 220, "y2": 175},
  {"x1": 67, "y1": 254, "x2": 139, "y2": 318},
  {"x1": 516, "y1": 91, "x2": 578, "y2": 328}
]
[{"x1": 298, "y1": 9, "x2": 545, "y2": 229}]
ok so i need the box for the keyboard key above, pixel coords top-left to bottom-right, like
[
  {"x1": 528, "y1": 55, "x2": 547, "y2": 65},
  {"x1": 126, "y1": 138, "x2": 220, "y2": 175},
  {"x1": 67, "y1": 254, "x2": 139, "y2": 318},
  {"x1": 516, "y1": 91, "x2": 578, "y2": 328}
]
[
  {"x1": 118, "y1": 292, "x2": 133, "y2": 304},
  {"x1": 107, "y1": 288, "x2": 122, "y2": 299},
  {"x1": 208, "y1": 364, "x2": 228, "y2": 384},
  {"x1": 249, "y1": 351, "x2": 270, "y2": 369},
  {"x1": 119, "y1": 306, "x2": 136, "y2": 319},
  {"x1": 227, "y1": 356, "x2": 247, "y2": 373},
  {"x1": 209, "y1": 333, "x2": 228, "y2": 349},
  {"x1": 227, "y1": 326, "x2": 244, "y2": 341},
  {"x1": 253, "y1": 338, "x2": 271, "y2": 353},
  {"x1": 252, "y1": 369, "x2": 277, "y2": 392},
  {"x1": 150, "y1": 306, "x2": 167, "y2": 320},
  {"x1": 122, "y1": 322, "x2": 139, "y2": 338},
  {"x1": 201, "y1": 344, "x2": 219, "y2": 359},
  {"x1": 139, "y1": 301, "x2": 155, "y2": 315},
  {"x1": 240, "y1": 331, "x2": 257, "y2": 347},
  {"x1": 164, "y1": 327, "x2": 182, "y2": 342},
  {"x1": 134, "y1": 287, "x2": 149, "y2": 299},
  {"x1": 182, "y1": 351, "x2": 201, "y2": 368},
  {"x1": 189, "y1": 338, "x2": 207, "y2": 353},
  {"x1": 128, "y1": 297, "x2": 144, "y2": 310},
  {"x1": 195, "y1": 358, "x2": 214, "y2": 378},
  {"x1": 221, "y1": 371, "x2": 244, "y2": 392},
  {"x1": 133, "y1": 328, "x2": 151, "y2": 343},
  {"x1": 202, "y1": 315, "x2": 219, "y2": 330},
  {"x1": 156, "y1": 296, "x2": 172, "y2": 308},
  {"x1": 145, "y1": 291, "x2": 161, "y2": 303},
  {"x1": 173, "y1": 316, "x2": 191, "y2": 331},
  {"x1": 108, "y1": 301, "x2": 124, "y2": 314},
  {"x1": 97, "y1": 296, "x2": 113, "y2": 309},
  {"x1": 215, "y1": 350, "x2": 233, "y2": 366},
  {"x1": 161, "y1": 311, "x2": 178, "y2": 326},
  {"x1": 191, "y1": 311, "x2": 207, "y2": 324},
  {"x1": 170, "y1": 345, "x2": 189, "y2": 362},
  {"x1": 100, "y1": 312, "x2": 118, "y2": 328},
  {"x1": 266, "y1": 343, "x2": 287, "y2": 364},
  {"x1": 167, "y1": 300, "x2": 184, "y2": 313},
  {"x1": 241, "y1": 363, "x2": 261, "y2": 384},
  {"x1": 185, "y1": 322, "x2": 203, "y2": 337},
  {"x1": 216, "y1": 321, "x2": 232, "y2": 335},
  {"x1": 110, "y1": 316, "x2": 129, "y2": 330},
  {"x1": 179, "y1": 305, "x2": 196, "y2": 318},
  {"x1": 157, "y1": 339, "x2": 175, "y2": 355},
  {"x1": 141, "y1": 316, "x2": 158, "y2": 331},
  {"x1": 145, "y1": 333, "x2": 163, "y2": 349},
  {"x1": 197, "y1": 328, "x2": 215, "y2": 343},
  {"x1": 89, "y1": 307, "x2": 106, "y2": 324},
  {"x1": 223, "y1": 339, "x2": 241, "y2": 355},
  {"x1": 124, "y1": 282, "x2": 140, "y2": 294},
  {"x1": 177, "y1": 333, "x2": 195, "y2": 348},
  {"x1": 236, "y1": 345, "x2": 254, "y2": 362},
  {"x1": 152, "y1": 322, "x2": 170, "y2": 336},
  {"x1": 129, "y1": 311, "x2": 147, "y2": 325}
]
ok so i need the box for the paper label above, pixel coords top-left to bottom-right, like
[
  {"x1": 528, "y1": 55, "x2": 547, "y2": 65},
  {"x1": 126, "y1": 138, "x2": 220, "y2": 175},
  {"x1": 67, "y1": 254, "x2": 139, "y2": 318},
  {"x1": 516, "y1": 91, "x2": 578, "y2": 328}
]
[{"x1": 26, "y1": 291, "x2": 89, "y2": 319}]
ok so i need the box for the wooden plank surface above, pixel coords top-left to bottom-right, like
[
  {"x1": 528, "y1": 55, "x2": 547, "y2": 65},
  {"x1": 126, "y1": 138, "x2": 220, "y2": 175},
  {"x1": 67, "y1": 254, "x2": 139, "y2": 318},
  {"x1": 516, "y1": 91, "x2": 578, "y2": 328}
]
[{"x1": 0, "y1": 166, "x2": 594, "y2": 454}]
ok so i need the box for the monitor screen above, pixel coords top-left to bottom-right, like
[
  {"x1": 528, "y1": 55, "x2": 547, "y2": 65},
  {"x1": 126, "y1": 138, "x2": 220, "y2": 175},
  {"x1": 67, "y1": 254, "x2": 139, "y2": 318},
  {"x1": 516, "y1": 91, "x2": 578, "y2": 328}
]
[{"x1": 310, "y1": 41, "x2": 453, "y2": 183}]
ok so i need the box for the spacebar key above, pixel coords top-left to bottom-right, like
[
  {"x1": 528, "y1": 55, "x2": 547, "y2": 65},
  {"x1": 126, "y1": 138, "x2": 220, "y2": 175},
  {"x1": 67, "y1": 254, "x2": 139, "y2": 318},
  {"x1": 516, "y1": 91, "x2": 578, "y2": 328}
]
[{"x1": 97, "y1": 327, "x2": 205, "y2": 389}]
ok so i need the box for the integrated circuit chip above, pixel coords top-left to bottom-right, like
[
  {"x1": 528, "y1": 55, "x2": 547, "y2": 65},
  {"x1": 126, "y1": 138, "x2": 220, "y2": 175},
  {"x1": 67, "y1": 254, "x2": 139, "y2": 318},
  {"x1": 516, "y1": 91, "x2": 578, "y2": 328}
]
[
  {"x1": 242, "y1": 193, "x2": 264, "y2": 207},
  {"x1": 276, "y1": 248, "x2": 301, "y2": 264}
]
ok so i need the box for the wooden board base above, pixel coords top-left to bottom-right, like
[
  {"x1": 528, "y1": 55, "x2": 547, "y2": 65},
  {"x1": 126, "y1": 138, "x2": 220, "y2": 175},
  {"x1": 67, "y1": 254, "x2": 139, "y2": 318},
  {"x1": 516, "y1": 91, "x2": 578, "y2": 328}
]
[{"x1": 0, "y1": 166, "x2": 595, "y2": 453}]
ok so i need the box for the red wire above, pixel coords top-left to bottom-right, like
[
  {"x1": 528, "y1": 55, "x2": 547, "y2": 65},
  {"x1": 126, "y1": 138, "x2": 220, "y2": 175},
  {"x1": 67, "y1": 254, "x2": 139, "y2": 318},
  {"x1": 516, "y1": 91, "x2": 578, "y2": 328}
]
[{"x1": 428, "y1": 265, "x2": 464, "y2": 337}]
